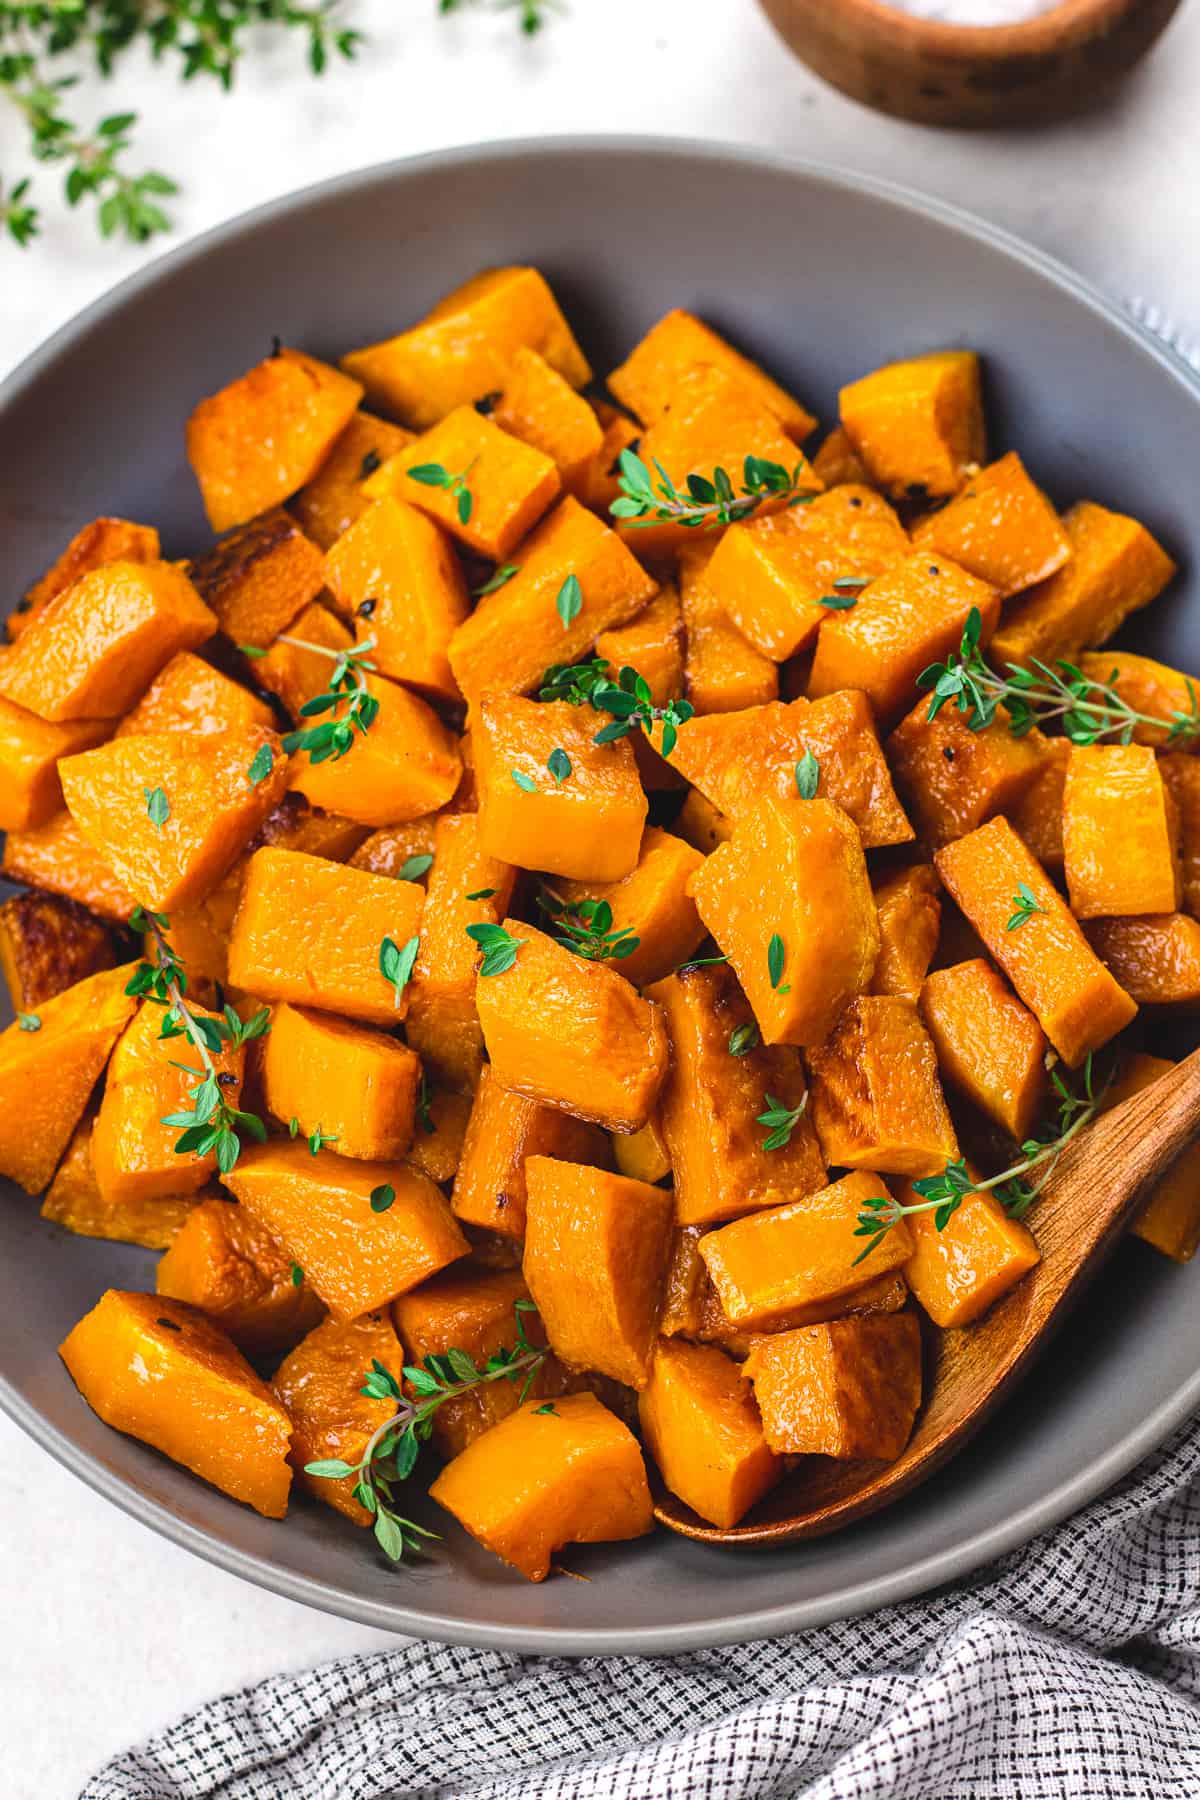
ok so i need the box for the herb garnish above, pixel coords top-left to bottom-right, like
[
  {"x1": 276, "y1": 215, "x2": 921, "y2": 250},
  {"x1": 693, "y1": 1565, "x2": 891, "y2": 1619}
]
[
  {"x1": 406, "y1": 459, "x2": 477, "y2": 526},
  {"x1": 370, "y1": 1183, "x2": 395, "y2": 1213},
  {"x1": 538, "y1": 659, "x2": 693, "y2": 756},
  {"x1": 556, "y1": 573, "x2": 582, "y2": 629},
  {"x1": 511, "y1": 769, "x2": 538, "y2": 793},
  {"x1": 17, "y1": 1012, "x2": 40, "y2": 1032},
  {"x1": 473, "y1": 563, "x2": 519, "y2": 598},
  {"x1": 767, "y1": 933, "x2": 790, "y2": 993},
  {"x1": 278, "y1": 635, "x2": 380, "y2": 764},
  {"x1": 246, "y1": 743, "x2": 274, "y2": 787},
  {"x1": 380, "y1": 934, "x2": 419, "y2": 1007},
  {"x1": 307, "y1": 1125, "x2": 337, "y2": 1156},
  {"x1": 676, "y1": 952, "x2": 730, "y2": 974},
  {"x1": 144, "y1": 785, "x2": 169, "y2": 830},
  {"x1": 610, "y1": 448, "x2": 818, "y2": 531},
  {"x1": 818, "y1": 576, "x2": 869, "y2": 610},
  {"x1": 538, "y1": 657, "x2": 609, "y2": 706},
  {"x1": 397, "y1": 854, "x2": 434, "y2": 883},
  {"x1": 538, "y1": 889, "x2": 640, "y2": 963},
  {"x1": 728, "y1": 1022, "x2": 760, "y2": 1057},
  {"x1": 794, "y1": 751, "x2": 819, "y2": 799},
  {"x1": 465, "y1": 887, "x2": 496, "y2": 902},
  {"x1": 466, "y1": 921, "x2": 523, "y2": 976},
  {"x1": 1006, "y1": 882, "x2": 1046, "y2": 931},
  {"x1": 547, "y1": 748, "x2": 571, "y2": 785},
  {"x1": 757, "y1": 1091, "x2": 807, "y2": 1151},
  {"x1": 290, "y1": 1262, "x2": 304, "y2": 1288}
]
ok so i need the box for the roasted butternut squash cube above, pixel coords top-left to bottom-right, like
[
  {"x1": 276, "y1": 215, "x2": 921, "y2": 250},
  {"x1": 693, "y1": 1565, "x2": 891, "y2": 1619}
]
[
  {"x1": 0, "y1": 697, "x2": 111, "y2": 832},
  {"x1": 189, "y1": 509, "x2": 326, "y2": 649},
  {"x1": 811, "y1": 425, "x2": 872, "y2": 489},
  {"x1": 595, "y1": 586, "x2": 686, "y2": 709},
  {"x1": 554, "y1": 827, "x2": 705, "y2": 989},
  {"x1": 578, "y1": 408, "x2": 642, "y2": 516},
  {"x1": 348, "y1": 817, "x2": 438, "y2": 879},
  {"x1": 429, "y1": 1390, "x2": 652, "y2": 1582},
  {"x1": 871, "y1": 865, "x2": 941, "y2": 1002},
  {"x1": 1063, "y1": 744, "x2": 1180, "y2": 918},
  {"x1": 742, "y1": 1312, "x2": 922, "y2": 1460},
  {"x1": 1077, "y1": 652, "x2": 1198, "y2": 752},
  {"x1": 474, "y1": 920, "x2": 668, "y2": 1133},
  {"x1": 808, "y1": 551, "x2": 1000, "y2": 725},
  {"x1": 288, "y1": 670, "x2": 462, "y2": 827},
  {"x1": 289, "y1": 410, "x2": 414, "y2": 550},
  {"x1": 694, "y1": 1268, "x2": 910, "y2": 1357},
  {"x1": 0, "y1": 961, "x2": 138, "y2": 1193},
  {"x1": 228, "y1": 847, "x2": 424, "y2": 1027},
  {"x1": 698, "y1": 1172, "x2": 914, "y2": 1329},
  {"x1": 900, "y1": 1181, "x2": 1041, "y2": 1326},
  {"x1": 523, "y1": 1156, "x2": 674, "y2": 1388},
  {"x1": 116, "y1": 651, "x2": 275, "y2": 739},
  {"x1": 887, "y1": 698, "x2": 1045, "y2": 849},
  {"x1": 990, "y1": 501, "x2": 1176, "y2": 668},
  {"x1": 447, "y1": 495, "x2": 656, "y2": 712},
  {"x1": 248, "y1": 793, "x2": 369, "y2": 865},
  {"x1": 14, "y1": 515, "x2": 160, "y2": 640},
  {"x1": 1159, "y1": 754, "x2": 1200, "y2": 918},
  {"x1": 250, "y1": 601, "x2": 350, "y2": 721},
  {"x1": 911, "y1": 452, "x2": 1070, "y2": 597},
  {"x1": 273, "y1": 1310, "x2": 402, "y2": 1524},
  {"x1": 474, "y1": 693, "x2": 648, "y2": 882},
  {"x1": 807, "y1": 996, "x2": 959, "y2": 1178},
  {"x1": 638, "y1": 1338, "x2": 780, "y2": 1529},
  {"x1": 405, "y1": 1085, "x2": 472, "y2": 1187},
  {"x1": 2, "y1": 810, "x2": 136, "y2": 921},
  {"x1": 935, "y1": 817, "x2": 1137, "y2": 1064},
  {"x1": 61, "y1": 1291, "x2": 292, "y2": 1516},
  {"x1": 451, "y1": 1064, "x2": 611, "y2": 1238},
  {"x1": 920, "y1": 959, "x2": 1048, "y2": 1142},
  {"x1": 704, "y1": 485, "x2": 909, "y2": 661},
  {"x1": 1011, "y1": 736, "x2": 1069, "y2": 875},
  {"x1": 687, "y1": 795, "x2": 879, "y2": 1047},
  {"x1": 493, "y1": 347, "x2": 604, "y2": 496},
  {"x1": 0, "y1": 560, "x2": 216, "y2": 724},
  {"x1": 678, "y1": 541, "x2": 779, "y2": 714},
  {"x1": 403, "y1": 812, "x2": 517, "y2": 1092},
  {"x1": 0, "y1": 890, "x2": 115, "y2": 1014},
  {"x1": 262, "y1": 1002, "x2": 421, "y2": 1161},
  {"x1": 838, "y1": 350, "x2": 984, "y2": 502},
  {"x1": 324, "y1": 497, "x2": 469, "y2": 703},
  {"x1": 1102, "y1": 1054, "x2": 1200, "y2": 1260},
  {"x1": 341, "y1": 266, "x2": 590, "y2": 430},
  {"x1": 1084, "y1": 913, "x2": 1200, "y2": 1006},
  {"x1": 41, "y1": 1112, "x2": 207, "y2": 1248},
  {"x1": 156, "y1": 1195, "x2": 325, "y2": 1355},
  {"x1": 187, "y1": 347, "x2": 363, "y2": 533},
  {"x1": 612, "y1": 1109, "x2": 671, "y2": 1185},
  {"x1": 646, "y1": 963, "x2": 825, "y2": 1226},
  {"x1": 608, "y1": 308, "x2": 816, "y2": 440},
  {"x1": 224, "y1": 1140, "x2": 467, "y2": 1319}
]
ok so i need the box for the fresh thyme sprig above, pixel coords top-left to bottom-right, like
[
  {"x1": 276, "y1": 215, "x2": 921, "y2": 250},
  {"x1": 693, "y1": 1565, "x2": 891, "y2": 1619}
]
[
  {"x1": 466, "y1": 921, "x2": 523, "y2": 976},
  {"x1": 305, "y1": 1300, "x2": 548, "y2": 1563},
  {"x1": 1006, "y1": 882, "x2": 1045, "y2": 932},
  {"x1": 610, "y1": 448, "x2": 818, "y2": 532},
  {"x1": 537, "y1": 887, "x2": 640, "y2": 963},
  {"x1": 538, "y1": 657, "x2": 694, "y2": 756},
  {"x1": 126, "y1": 908, "x2": 269, "y2": 1174},
  {"x1": 757, "y1": 1090, "x2": 807, "y2": 1152},
  {"x1": 277, "y1": 634, "x2": 379, "y2": 763},
  {"x1": 406, "y1": 459, "x2": 476, "y2": 526},
  {"x1": 918, "y1": 607, "x2": 1200, "y2": 747}
]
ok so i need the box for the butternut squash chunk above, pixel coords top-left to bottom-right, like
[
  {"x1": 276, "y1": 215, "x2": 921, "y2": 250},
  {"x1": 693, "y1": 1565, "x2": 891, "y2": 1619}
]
[
  {"x1": 262, "y1": 1003, "x2": 421, "y2": 1161},
  {"x1": 405, "y1": 1085, "x2": 472, "y2": 1187},
  {"x1": 60, "y1": 1291, "x2": 293, "y2": 1516},
  {"x1": 871, "y1": 865, "x2": 941, "y2": 1002},
  {"x1": 811, "y1": 425, "x2": 872, "y2": 489},
  {"x1": 935, "y1": 816, "x2": 1137, "y2": 1064},
  {"x1": 348, "y1": 818, "x2": 439, "y2": 879},
  {"x1": 608, "y1": 307, "x2": 816, "y2": 440},
  {"x1": 920, "y1": 959, "x2": 1048, "y2": 1141},
  {"x1": 578, "y1": 408, "x2": 642, "y2": 517},
  {"x1": 676, "y1": 787, "x2": 732, "y2": 856},
  {"x1": 911, "y1": 452, "x2": 1070, "y2": 597},
  {"x1": 1084, "y1": 914, "x2": 1200, "y2": 1006},
  {"x1": 808, "y1": 551, "x2": 1001, "y2": 725},
  {"x1": 678, "y1": 541, "x2": 779, "y2": 714},
  {"x1": 646, "y1": 963, "x2": 825, "y2": 1226},
  {"x1": 899, "y1": 1181, "x2": 1041, "y2": 1326},
  {"x1": 157, "y1": 1195, "x2": 326, "y2": 1355},
  {"x1": 1063, "y1": 744, "x2": 1180, "y2": 918},
  {"x1": 451, "y1": 1064, "x2": 611, "y2": 1239},
  {"x1": 187, "y1": 347, "x2": 363, "y2": 533},
  {"x1": 612, "y1": 1109, "x2": 671, "y2": 1185},
  {"x1": 325, "y1": 497, "x2": 469, "y2": 703},
  {"x1": 807, "y1": 995, "x2": 959, "y2": 1178},
  {"x1": 990, "y1": 501, "x2": 1176, "y2": 668},
  {"x1": 743, "y1": 1313, "x2": 922, "y2": 1460},
  {"x1": 252, "y1": 601, "x2": 352, "y2": 719},
  {"x1": 0, "y1": 961, "x2": 138, "y2": 1193},
  {"x1": 493, "y1": 347, "x2": 604, "y2": 495},
  {"x1": 1159, "y1": 754, "x2": 1200, "y2": 918},
  {"x1": 189, "y1": 509, "x2": 326, "y2": 649},
  {"x1": 41, "y1": 1111, "x2": 208, "y2": 1248},
  {"x1": 886, "y1": 698, "x2": 1045, "y2": 849},
  {"x1": 698, "y1": 1172, "x2": 914, "y2": 1329},
  {"x1": 14, "y1": 515, "x2": 160, "y2": 640},
  {"x1": 555, "y1": 827, "x2": 706, "y2": 989},
  {"x1": 273, "y1": 1311, "x2": 402, "y2": 1523},
  {"x1": 0, "y1": 560, "x2": 216, "y2": 723},
  {"x1": 116, "y1": 651, "x2": 275, "y2": 739},
  {"x1": 1010, "y1": 736, "x2": 1069, "y2": 875},
  {"x1": 2, "y1": 809, "x2": 136, "y2": 921},
  {"x1": 250, "y1": 794, "x2": 369, "y2": 864},
  {"x1": 691, "y1": 1267, "x2": 910, "y2": 1357},
  {"x1": 523, "y1": 1156, "x2": 674, "y2": 1388},
  {"x1": 228, "y1": 847, "x2": 425, "y2": 1027},
  {"x1": 0, "y1": 699, "x2": 111, "y2": 832},
  {"x1": 289, "y1": 410, "x2": 414, "y2": 550},
  {"x1": 1077, "y1": 652, "x2": 1199, "y2": 752},
  {"x1": 428, "y1": 1390, "x2": 652, "y2": 1582},
  {"x1": 446, "y1": 495, "x2": 657, "y2": 712},
  {"x1": 638, "y1": 1338, "x2": 780, "y2": 1529},
  {"x1": 687, "y1": 795, "x2": 879, "y2": 1047},
  {"x1": 1103, "y1": 1054, "x2": 1200, "y2": 1260},
  {"x1": 341, "y1": 266, "x2": 590, "y2": 429},
  {"x1": 289, "y1": 671, "x2": 462, "y2": 827},
  {"x1": 838, "y1": 350, "x2": 984, "y2": 502},
  {"x1": 224, "y1": 1140, "x2": 467, "y2": 1319},
  {"x1": 0, "y1": 890, "x2": 115, "y2": 1013},
  {"x1": 474, "y1": 694, "x2": 647, "y2": 882},
  {"x1": 659, "y1": 1227, "x2": 708, "y2": 1336},
  {"x1": 595, "y1": 586, "x2": 686, "y2": 709}
]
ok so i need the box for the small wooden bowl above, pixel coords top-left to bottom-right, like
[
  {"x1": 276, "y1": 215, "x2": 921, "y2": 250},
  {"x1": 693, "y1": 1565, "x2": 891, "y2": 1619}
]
[{"x1": 757, "y1": 0, "x2": 1184, "y2": 127}]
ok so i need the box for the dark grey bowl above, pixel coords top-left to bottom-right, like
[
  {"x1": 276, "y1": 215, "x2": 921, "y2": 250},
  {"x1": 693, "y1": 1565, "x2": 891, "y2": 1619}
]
[{"x1": 1, "y1": 138, "x2": 1198, "y2": 1655}]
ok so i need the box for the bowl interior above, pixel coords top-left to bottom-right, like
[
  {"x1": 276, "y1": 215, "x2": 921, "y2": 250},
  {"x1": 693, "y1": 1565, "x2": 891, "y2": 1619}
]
[{"x1": 2, "y1": 140, "x2": 1198, "y2": 1653}]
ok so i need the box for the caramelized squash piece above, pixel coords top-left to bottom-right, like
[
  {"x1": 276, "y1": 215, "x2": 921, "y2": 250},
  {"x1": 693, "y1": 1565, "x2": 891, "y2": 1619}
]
[
  {"x1": 224, "y1": 1140, "x2": 467, "y2": 1319},
  {"x1": 887, "y1": 698, "x2": 1045, "y2": 849},
  {"x1": 920, "y1": 959, "x2": 1048, "y2": 1141},
  {"x1": 41, "y1": 1111, "x2": 207, "y2": 1248},
  {"x1": 638, "y1": 1338, "x2": 780, "y2": 1529},
  {"x1": 1160, "y1": 753, "x2": 1200, "y2": 918},
  {"x1": 117, "y1": 651, "x2": 275, "y2": 739},
  {"x1": 595, "y1": 586, "x2": 686, "y2": 709},
  {"x1": 189, "y1": 509, "x2": 326, "y2": 649},
  {"x1": 1077, "y1": 651, "x2": 1199, "y2": 752},
  {"x1": 429, "y1": 1390, "x2": 652, "y2": 1582},
  {"x1": 289, "y1": 410, "x2": 413, "y2": 549},
  {"x1": 252, "y1": 601, "x2": 351, "y2": 719},
  {"x1": 678, "y1": 541, "x2": 779, "y2": 715},
  {"x1": 608, "y1": 307, "x2": 816, "y2": 440},
  {"x1": 0, "y1": 890, "x2": 115, "y2": 1013},
  {"x1": 1063, "y1": 744, "x2": 1180, "y2": 919},
  {"x1": 262, "y1": 1003, "x2": 421, "y2": 1161},
  {"x1": 14, "y1": 516, "x2": 160, "y2": 641},
  {"x1": 612, "y1": 1109, "x2": 671, "y2": 1185},
  {"x1": 325, "y1": 497, "x2": 469, "y2": 703},
  {"x1": 1084, "y1": 913, "x2": 1200, "y2": 1006},
  {"x1": 2, "y1": 809, "x2": 136, "y2": 921},
  {"x1": 810, "y1": 425, "x2": 872, "y2": 489},
  {"x1": 289, "y1": 669, "x2": 462, "y2": 828},
  {"x1": 1103, "y1": 1054, "x2": 1200, "y2": 1260},
  {"x1": 273, "y1": 1311, "x2": 402, "y2": 1524},
  {"x1": 0, "y1": 699, "x2": 111, "y2": 832},
  {"x1": 900, "y1": 1182, "x2": 1041, "y2": 1326},
  {"x1": 1010, "y1": 737, "x2": 1069, "y2": 875},
  {"x1": 405, "y1": 1085, "x2": 472, "y2": 1188},
  {"x1": 60, "y1": 1291, "x2": 292, "y2": 1516},
  {"x1": 451, "y1": 1064, "x2": 611, "y2": 1239},
  {"x1": 688, "y1": 794, "x2": 879, "y2": 1047},
  {"x1": 555, "y1": 827, "x2": 706, "y2": 989},
  {"x1": 911, "y1": 452, "x2": 1070, "y2": 597},
  {"x1": 839, "y1": 350, "x2": 984, "y2": 502},
  {"x1": 187, "y1": 347, "x2": 363, "y2": 533},
  {"x1": 807, "y1": 995, "x2": 959, "y2": 1178},
  {"x1": 157, "y1": 1196, "x2": 326, "y2": 1355},
  {"x1": 659, "y1": 1227, "x2": 709, "y2": 1336},
  {"x1": 523, "y1": 1156, "x2": 674, "y2": 1388},
  {"x1": 743, "y1": 1313, "x2": 922, "y2": 1460},
  {"x1": 494, "y1": 347, "x2": 605, "y2": 495},
  {"x1": 691, "y1": 1267, "x2": 910, "y2": 1357},
  {"x1": 475, "y1": 920, "x2": 668, "y2": 1133},
  {"x1": 871, "y1": 865, "x2": 941, "y2": 1002},
  {"x1": 935, "y1": 816, "x2": 1136, "y2": 1064}
]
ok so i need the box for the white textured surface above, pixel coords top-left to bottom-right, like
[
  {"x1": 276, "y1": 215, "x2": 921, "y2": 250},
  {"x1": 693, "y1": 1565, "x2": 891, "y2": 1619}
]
[{"x1": 2, "y1": 2, "x2": 1199, "y2": 1794}]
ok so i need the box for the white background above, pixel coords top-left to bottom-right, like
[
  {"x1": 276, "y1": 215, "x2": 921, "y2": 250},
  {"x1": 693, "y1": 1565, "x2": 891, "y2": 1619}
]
[{"x1": 3, "y1": 1, "x2": 1200, "y2": 1793}]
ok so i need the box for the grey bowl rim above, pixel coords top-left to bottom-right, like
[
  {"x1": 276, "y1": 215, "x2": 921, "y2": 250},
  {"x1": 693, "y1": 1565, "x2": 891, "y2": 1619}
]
[{"x1": 1, "y1": 132, "x2": 1198, "y2": 1657}]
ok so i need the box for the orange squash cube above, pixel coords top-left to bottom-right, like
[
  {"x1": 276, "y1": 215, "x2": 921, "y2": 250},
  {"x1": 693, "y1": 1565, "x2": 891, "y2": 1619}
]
[
  {"x1": 646, "y1": 963, "x2": 825, "y2": 1226},
  {"x1": 687, "y1": 795, "x2": 879, "y2": 1047},
  {"x1": 429, "y1": 1390, "x2": 652, "y2": 1582},
  {"x1": 935, "y1": 816, "x2": 1137, "y2": 1064},
  {"x1": 451, "y1": 1063, "x2": 611, "y2": 1238},
  {"x1": 0, "y1": 697, "x2": 111, "y2": 832},
  {"x1": 224, "y1": 1140, "x2": 467, "y2": 1319},
  {"x1": 555, "y1": 827, "x2": 706, "y2": 989},
  {"x1": 901, "y1": 1181, "x2": 1041, "y2": 1326},
  {"x1": 187, "y1": 346, "x2": 363, "y2": 533},
  {"x1": 1063, "y1": 744, "x2": 1180, "y2": 918},
  {"x1": 612, "y1": 1109, "x2": 672, "y2": 1185},
  {"x1": 14, "y1": 515, "x2": 160, "y2": 641},
  {"x1": 189, "y1": 508, "x2": 326, "y2": 649},
  {"x1": 474, "y1": 920, "x2": 668, "y2": 1133},
  {"x1": 252, "y1": 601, "x2": 352, "y2": 720},
  {"x1": 289, "y1": 410, "x2": 414, "y2": 550},
  {"x1": 61, "y1": 1291, "x2": 293, "y2": 1516},
  {"x1": 911, "y1": 452, "x2": 1070, "y2": 597},
  {"x1": 920, "y1": 958, "x2": 1048, "y2": 1141},
  {"x1": 0, "y1": 890, "x2": 115, "y2": 1014},
  {"x1": 743, "y1": 1313, "x2": 922, "y2": 1459},
  {"x1": 1077, "y1": 652, "x2": 1199, "y2": 752},
  {"x1": 871, "y1": 865, "x2": 941, "y2": 1002},
  {"x1": 405, "y1": 1085, "x2": 472, "y2": 1187},
  {"x1": 839, "y1": 350, "x2": 984, "y2": 502},
  {"x1": 608, "y1": 307, "x2": 816, "y2": 440},
  {"x1": 41, "y1": 1111, "x2": 207, "y2": 1248},
  {"x1": 808, "y1": 551, "x2": 1000, "y2": 725},
  {"x1": 493, "y1": 347, "x2": 604, "y2": 495},
  {"x1": 810, "y1": 425, "x2": 872, "y2": 489},
  {"x1": 578, "y1": 408, "x2": 642, "y2": 517},
  {"x1": 807, "y1": 995, "x2": 959, "y2": 1178},
  {"x1": 678, "y1": 541, "x2": 779, "y2": 714},
  {"x1": 887, "y1": 698, "x2": 1045, "y2": 849},
  {"x1": 289, "y1": 669, "x2": 462, "y2": 827},
  {"x1": 261, "y1": 1003, "x2": 421, "y2": 1161},
  {"x1": 595, "y1": 587, "x2": 686, "y2": 709},
  {"x1": 693, "y1": 1268, "x2": 910, "y2": 1358},
  {"x1": 324, "y1": 497, "x2": 469, "y2": 703},
  {"x1": 698, "y1": 1172, "x2": 914, "y2": 1329},
  {"x1": 1160, "y1": 753, "x2": 1200, "y2": 918},
  {"x1": 116, "y1": 651, "x2": 275, "y2": 739},
  {"x1": 638, "y1": 1338, "x2": 780, "y2": 1529},
  {"x1": 156, "y1": 1195, "x2": 325, "y2": 1355},
  {"x1": 1103, "y1": 1054, "x2": 1200, "y2": 1260},
  {"x1": 2, "y1": 809, "x2": 136, "y2": 921},
  {"x1": 1085, "y1": 913, "x2": 1200, "y2": 1006},
  {"x1": 273, "y1": 1310, "x2": 402, "y2": 1524},
  {"x1": 1011, "y1": 737, "x2": 1069, "y2": 875}
]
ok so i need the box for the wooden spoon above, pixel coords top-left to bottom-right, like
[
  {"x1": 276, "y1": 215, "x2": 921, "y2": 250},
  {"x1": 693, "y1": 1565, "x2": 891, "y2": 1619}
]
[{"x1": 655, "y1": 1046, "x2": 1200, "y2": 1545}]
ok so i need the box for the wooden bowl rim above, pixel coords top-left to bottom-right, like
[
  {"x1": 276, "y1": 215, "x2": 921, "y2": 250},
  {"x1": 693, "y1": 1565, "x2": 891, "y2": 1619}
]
[{"x1": 816, "y1": 0, "x2": 1147, "y2": 56}]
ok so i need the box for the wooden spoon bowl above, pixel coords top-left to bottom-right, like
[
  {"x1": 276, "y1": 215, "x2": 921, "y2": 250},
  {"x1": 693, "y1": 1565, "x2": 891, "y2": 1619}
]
[{"x1": 656, "y1": 1047, "x2": 1200, "y2": 1545}]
